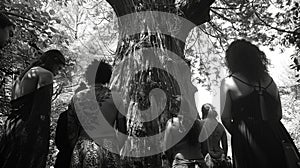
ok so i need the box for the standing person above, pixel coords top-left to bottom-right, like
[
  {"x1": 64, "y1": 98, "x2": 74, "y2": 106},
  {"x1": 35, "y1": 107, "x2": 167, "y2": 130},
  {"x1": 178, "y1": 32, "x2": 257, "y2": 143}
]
[
  {"x1": 220, "y1": 39, "x2": 300, "y2": 168},
  {"x1": 68, "y1": 60, "x2": 126, "y2": 168},
  {"x1": 54, "y1": 82, "x2": 87, "y2": 168},
  {"x1": 0, "y1": 49, "x2": 66, "y2": 168},
  {"x1": 201, "y1": 103, "x2": 229, "y2": 168},
  {"x1": 0, "y1": 12, "x2": 14, "y2": 49},
  {"x1": 164, "y1": 99, "x2": 207, "y2": 168}
]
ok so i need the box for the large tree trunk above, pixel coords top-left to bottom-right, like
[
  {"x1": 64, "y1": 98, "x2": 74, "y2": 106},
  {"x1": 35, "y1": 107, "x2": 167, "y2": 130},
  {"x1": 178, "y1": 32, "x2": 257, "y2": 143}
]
[{"x1": 107, "y1": 0, "x2": 215, "y2": 167}]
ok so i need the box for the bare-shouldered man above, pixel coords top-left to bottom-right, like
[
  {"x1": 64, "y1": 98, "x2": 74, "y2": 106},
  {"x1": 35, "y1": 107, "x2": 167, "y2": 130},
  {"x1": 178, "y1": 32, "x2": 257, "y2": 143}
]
[
  {"x1": 0, "y1": 49, "x2": 65, "y2": 168},
  {"x1": 12, "y1": 66, "x2": 54, "y2": 100}
]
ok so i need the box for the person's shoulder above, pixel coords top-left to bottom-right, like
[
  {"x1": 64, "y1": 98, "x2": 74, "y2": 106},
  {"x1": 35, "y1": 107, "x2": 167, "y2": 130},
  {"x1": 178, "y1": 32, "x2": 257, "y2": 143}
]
[
  {"x1": 221, "y1": 76, "x2": 235, "y2": 92},
  {"x1": 29, "y1": 67, "x2": 53, "y2": 87},
  {"x1": 261, "y1": 73, "x2": 276, "y2": 86},
  {"x1": 28, "y1": 66, "x2": 53, "y2": 78}
]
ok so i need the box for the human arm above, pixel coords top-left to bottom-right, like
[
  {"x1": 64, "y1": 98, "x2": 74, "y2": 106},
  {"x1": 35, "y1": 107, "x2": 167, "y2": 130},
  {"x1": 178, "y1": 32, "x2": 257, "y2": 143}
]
[
  {"x1": 264, "y1": 78, "x2": 283, "y2": 121},
  {"x1": 220, "y1": 78, "x2": 234, "y2": 134},
  {"x1": 163, "y1": 119, "x2": 175, "y2": 164},
  {"x1": 36, "y1": 67, "x2": 54, "y2": 89},
  {"x1": 67, "y1": 98, "x2": 81, "y2": 149},
  {"x1": 198, "y1": 120, "x2": 209, "y2": 156},
  {"x1": 116, "y1": 111, "x2": 127, "y2": 149},
  {"x1": 220, "y1": 124, "x2": 228, "y2": 157}
]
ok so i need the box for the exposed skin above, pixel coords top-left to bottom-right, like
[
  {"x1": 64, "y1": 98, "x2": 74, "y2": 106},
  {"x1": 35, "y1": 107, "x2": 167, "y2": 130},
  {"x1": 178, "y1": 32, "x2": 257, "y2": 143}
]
[
  {"x1": 164, "y1": 117, "x2": 205, "y2": 164},
  {"x1": 0, "y1": 25, "x2": 14, "y2": 49},
  {"x1": 220, "y1": 72, "x2": 282, "y2": 135},
  {"x1": 11, "y1": 64, "x2": 63, "y2": 100}
]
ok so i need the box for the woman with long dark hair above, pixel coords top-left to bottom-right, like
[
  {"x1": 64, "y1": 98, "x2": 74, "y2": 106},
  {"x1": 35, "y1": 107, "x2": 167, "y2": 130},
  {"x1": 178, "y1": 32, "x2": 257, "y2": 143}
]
[
  {"x1": 0, "y1": 49, "x2": 65, "y2": 168},
  {"x1": 220, "y1": 39, "x2": 300, "y2": 168}
]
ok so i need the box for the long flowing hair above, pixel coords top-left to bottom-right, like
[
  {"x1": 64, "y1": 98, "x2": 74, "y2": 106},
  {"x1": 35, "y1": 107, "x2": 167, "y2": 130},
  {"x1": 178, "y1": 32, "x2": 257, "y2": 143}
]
[{"x1": 225, "y1": 39, "x2": 270, "y2": 81}]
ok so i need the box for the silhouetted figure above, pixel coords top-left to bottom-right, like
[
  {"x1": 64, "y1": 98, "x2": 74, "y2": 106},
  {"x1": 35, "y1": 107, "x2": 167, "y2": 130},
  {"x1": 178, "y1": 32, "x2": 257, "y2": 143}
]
[
  {"x1": 201, "y1": 103, "x2": 230, "y2": 168},
  {"x1": 220, "y1": 39, "x2": 300, "y2": 168},
  {"x1": 68, "y1": 60, "x2": 126, "y2": 168},
  {"x1": 164, "y1": 99, "x2": 207, "y2": 168},
  {"x1": 0, "y1": 49, "x2": 66, "y2": 168},
  {"x1": 54, "y1": 82, "x2": 87, "y2": 168}
]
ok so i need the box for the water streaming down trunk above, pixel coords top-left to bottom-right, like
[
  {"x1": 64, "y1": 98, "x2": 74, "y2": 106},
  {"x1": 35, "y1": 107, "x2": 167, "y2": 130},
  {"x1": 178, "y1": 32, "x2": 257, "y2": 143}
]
[{"x1": 107, "y1": 0, "x2": 215, "y2": 167}]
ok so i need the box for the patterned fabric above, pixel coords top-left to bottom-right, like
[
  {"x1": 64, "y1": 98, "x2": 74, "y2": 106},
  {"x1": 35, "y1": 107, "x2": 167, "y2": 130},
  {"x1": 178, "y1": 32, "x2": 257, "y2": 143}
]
[
  {"x1": 69, "y1": 85, "x2": 116, "y2": 141},
  {"x1": 204, "y1": 154, "x2": 232, "y2": 168},
  {"x1": 69, "y1": 85, "x2": 122, "y2": 168},
  {"x1": 71, "y1": 138, "x2": 120, "y2": 168},
  {"x1": 0, "y1": 84, "x2": 52, "y2": 168}
]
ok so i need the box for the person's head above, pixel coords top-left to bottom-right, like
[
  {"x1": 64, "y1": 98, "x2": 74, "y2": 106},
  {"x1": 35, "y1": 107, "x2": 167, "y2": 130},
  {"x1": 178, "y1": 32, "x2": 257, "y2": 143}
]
[
  {"x1": 18, "y1": 49, "x2": 65, "y2": 80},
  {"x1": 201, "y1": 103, "x2": 218, "y2": 119},
  {"x1": 39, "y1": 49, "x2": 66, "y2": 75},
  {"x1": 0, "y1": 13, "x2": 14, "y2": 49},
  {"x1": 225, "y1": 39, "x2": 270, "y2": 80},
  {"x1": 85, "y1": 59, "x2": 112, "y2": 86}
]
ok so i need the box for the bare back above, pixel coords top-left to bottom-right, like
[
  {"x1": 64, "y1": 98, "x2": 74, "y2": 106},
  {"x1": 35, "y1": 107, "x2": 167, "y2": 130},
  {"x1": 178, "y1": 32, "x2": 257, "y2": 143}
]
[
  {"x1": 164, "y1": 118, "x2": 204, "y2": 160},
  {"x1": 227, "y1": 73, "x2": 279, "y2": 101},
  {"x1": 12, "y1": 67, "x2": 53, "y2": 100}
]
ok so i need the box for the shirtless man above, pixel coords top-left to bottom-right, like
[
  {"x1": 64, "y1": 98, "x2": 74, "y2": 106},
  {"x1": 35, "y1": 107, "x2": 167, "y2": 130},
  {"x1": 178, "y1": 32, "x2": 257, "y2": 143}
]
[
  {"x1": 0, "y1": 49, "x2": 65, "y2": 168},
  {"x1": 0, "y1": 13, "x2": 14, "y2": 49}
]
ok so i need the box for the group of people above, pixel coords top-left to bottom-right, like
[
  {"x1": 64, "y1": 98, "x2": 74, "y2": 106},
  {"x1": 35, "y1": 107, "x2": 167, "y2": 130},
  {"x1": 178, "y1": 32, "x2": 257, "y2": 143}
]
[
  {"x1": 0, "y1": 12, "x2": 300, "y2": 168},
  {"x1": 164, "y1": 102, "x2": 230, "y2": 168}
]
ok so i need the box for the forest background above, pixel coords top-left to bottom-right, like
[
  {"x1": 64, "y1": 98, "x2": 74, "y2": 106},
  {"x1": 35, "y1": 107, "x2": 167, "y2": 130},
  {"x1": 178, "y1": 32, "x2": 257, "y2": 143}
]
[{"x1": 0, "y1": 0, "x2": 300, "y2": 167}]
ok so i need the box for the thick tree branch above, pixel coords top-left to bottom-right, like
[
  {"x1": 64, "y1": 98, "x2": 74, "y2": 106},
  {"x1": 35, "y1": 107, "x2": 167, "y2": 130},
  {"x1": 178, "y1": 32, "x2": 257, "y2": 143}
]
[
  {"x1": 254, "y1": 12, "x2": 300, "y2": 35},
  {"x1": 1, "y1": 11, "x2": 44, "y2": 25},
  {"x1": 180, "y1": 0, "x2": 216, "y2": 26}
]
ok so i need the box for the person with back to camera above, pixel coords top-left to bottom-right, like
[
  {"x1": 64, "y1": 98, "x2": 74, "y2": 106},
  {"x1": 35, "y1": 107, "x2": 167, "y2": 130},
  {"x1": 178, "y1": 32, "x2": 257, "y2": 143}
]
[
  {"x1": 200, "y1": 103, "x2": 230, "y2": 168},
  {"x1": 0, "y1": 49, "x2": 66, "y2": 168},
  {"x1": 220, "y1": 39, "x2": 300, "y2": 168},
  {"x1": 54, "y1": 82, "x2": 87, "y2": 168},
  {"x1": 164, "y1": 99, "x2": 207, "y2": 168}
]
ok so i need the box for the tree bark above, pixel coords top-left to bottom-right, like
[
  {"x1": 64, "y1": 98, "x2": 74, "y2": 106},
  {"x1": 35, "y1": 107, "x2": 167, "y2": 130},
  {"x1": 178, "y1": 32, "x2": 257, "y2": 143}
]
[{"x1": 107, "y1": 0, "x2": 215, "y2": 167}]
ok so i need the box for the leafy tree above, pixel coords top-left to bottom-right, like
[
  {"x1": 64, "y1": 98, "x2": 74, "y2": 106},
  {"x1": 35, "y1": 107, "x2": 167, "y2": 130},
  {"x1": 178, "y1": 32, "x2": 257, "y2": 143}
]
[
  {"x1": 207, "y1": 0, "x2": 300, "y2": 81},
  {"x1": 0, "y1": 0, "x2": 76, "y2": 114},
  {"x1": 1, "y1": 0, "x2": 300, "y2": 167}
]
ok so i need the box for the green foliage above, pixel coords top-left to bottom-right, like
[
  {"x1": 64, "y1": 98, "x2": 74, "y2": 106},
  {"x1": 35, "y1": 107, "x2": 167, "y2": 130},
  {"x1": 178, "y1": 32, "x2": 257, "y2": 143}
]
[
  {"x1": 208, "y1": 0, "x2": 300, "y2": 81},
  {"x1": 279, "y1": 85, "x2": 300, "y2": 151},
  {"x1": 0, "y1": 0, "x2": 300, "y2": 167},
  {"x1": 0, "y1": 0, "x2": 76, "y2": 115}
]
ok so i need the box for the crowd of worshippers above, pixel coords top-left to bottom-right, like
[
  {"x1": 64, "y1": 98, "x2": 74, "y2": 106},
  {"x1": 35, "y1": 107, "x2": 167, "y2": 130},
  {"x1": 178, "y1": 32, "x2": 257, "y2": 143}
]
[{"x1": 0, "y1": 12, "x2": 300, "y2": 168}]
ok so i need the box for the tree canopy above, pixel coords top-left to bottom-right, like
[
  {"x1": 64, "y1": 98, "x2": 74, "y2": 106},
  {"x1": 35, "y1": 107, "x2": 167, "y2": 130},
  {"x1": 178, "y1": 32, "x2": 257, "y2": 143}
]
[{"x1": 0, "y1": 0, "x2": 299, "y2": 167}]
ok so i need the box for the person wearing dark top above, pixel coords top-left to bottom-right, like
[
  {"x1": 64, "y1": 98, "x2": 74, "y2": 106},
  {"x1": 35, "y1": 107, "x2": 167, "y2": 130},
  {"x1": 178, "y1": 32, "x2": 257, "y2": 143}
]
[
  {"x1": 220, "y1": 39, "x2": 300, "y2": 168},
  {"x1": 0, "y1": 49, "x2": 65, "y2": 168},
  {"x1": 54, "y1": 82, "x2": 87, "y2": 168},
  {"x1": 201, "y1": 103, "x2": 229, "y2": 168},
  {"x1": 164, "y1": 99, "x2": 207, "y2": 168}
]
